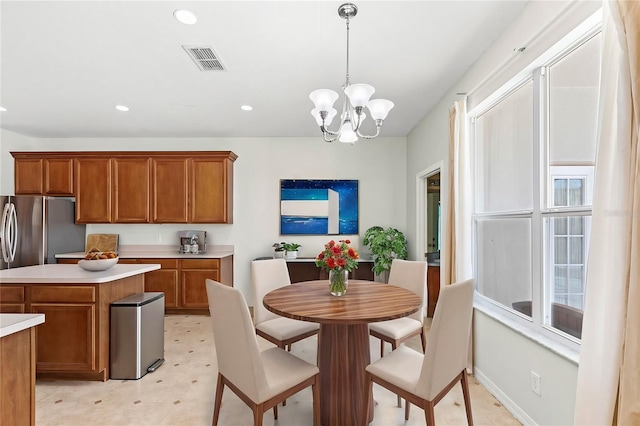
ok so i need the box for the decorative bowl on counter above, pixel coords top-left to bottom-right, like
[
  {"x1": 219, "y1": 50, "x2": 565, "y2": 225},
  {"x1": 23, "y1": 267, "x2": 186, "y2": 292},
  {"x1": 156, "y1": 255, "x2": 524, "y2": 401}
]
[{"x1": 78, "y1": 257, "x2": 119, "y2": 272}]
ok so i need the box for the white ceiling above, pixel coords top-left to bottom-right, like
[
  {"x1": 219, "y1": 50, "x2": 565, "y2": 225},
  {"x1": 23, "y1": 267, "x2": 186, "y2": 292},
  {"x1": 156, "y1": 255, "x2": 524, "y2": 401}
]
[{"x1": 0, "y1": 1, "x2": 528, "y2": 139}]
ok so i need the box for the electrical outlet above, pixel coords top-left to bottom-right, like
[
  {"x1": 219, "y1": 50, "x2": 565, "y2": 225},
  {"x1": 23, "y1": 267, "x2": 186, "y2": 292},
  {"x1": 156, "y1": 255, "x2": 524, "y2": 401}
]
[
  {"x1": 155, "y1": 234, "x2": 162, "y2": 243},
  {"x1": 531, "y1": 371, "x2": 541, "y2": 396}
]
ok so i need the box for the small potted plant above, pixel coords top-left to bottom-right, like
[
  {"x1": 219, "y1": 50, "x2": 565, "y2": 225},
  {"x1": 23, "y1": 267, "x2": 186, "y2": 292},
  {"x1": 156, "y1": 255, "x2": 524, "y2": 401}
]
[
  {"x1": 282, "y1": 242, "x2": 302, "y2": 259},
  {"x1": 272, "y1": 242, "x2": 285, "y2": 258},
  {"x1": 362, "y1": 226, "x2": 408, "y2": 281}
]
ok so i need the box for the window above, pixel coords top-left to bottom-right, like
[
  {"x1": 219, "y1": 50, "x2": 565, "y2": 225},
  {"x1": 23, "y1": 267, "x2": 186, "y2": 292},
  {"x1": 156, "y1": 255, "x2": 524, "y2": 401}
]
[{"x1": 471, "y1": 26, "x2": 601, "y2": 345}]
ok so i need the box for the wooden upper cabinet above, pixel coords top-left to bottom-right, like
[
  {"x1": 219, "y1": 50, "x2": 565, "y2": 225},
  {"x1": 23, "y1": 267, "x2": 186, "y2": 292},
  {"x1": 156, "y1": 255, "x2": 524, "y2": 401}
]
[
  {"x1": 152, "y1": 158, "x2": 189, "y2": 223},
  {"x1": 75, "y1": 158, "x2": 112, "y2": 223},
  {"x1": 14, "y1": 158, "x2": 44, "y2": 194},
  {"x1": 44, "y1": 158, "x2": 74, "y2": 195},
  {"x1": 12, "y1": 151, "x2": 236, "y2": 224},
  {"x1": 14, "y1": 157, "x2": 74, "y2": 195},
  {"x1": 113, "y1": 158, "x2": 150, "y2": 223},
  {"x1": 189, "y1": 157, "x2": 233, "y2": 223}
]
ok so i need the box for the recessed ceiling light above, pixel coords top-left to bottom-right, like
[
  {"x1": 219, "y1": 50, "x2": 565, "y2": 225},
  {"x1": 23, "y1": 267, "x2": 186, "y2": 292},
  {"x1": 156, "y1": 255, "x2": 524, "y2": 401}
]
[
  {"x1": 0, "y1": 107, "x2": 6, "y2": 112},
  {"x1": 115, "y1": 105, "x2": 130, "y2": 112},
  {"x1": 241, "y1": 105, "x2": 253, "y2": 111},
  {"x1": 173, "y1": 9, "x2": 197, "y2": 25}
]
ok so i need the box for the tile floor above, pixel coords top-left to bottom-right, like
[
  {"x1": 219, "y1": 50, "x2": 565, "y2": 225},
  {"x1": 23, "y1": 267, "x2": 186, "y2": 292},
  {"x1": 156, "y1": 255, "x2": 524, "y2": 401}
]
[{"x1": 36, "y1": 315, "x2": 521, "y2": 425}]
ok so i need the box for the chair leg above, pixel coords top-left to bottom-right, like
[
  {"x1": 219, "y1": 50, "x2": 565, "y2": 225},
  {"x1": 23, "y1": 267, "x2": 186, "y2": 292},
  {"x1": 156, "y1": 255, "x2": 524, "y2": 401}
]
[
  {"x1": 461, "y1": 371, "x2": 474, "y2": 425},
  {"x1": 279, "y1": 342, "x2": 287, "y2": 406},
  {"x1": 273, "y1": 403, "x2": 278, "y2": 419},
  {"x1": 424, "y1": 401, "x2": 436, "y2": 426},
  {"x1": 312, "y1": 378, "x2": 321, "y2": 426},
  {"x1": 362, "y1": 372, "x2": 374, "y2": 426},
  {"x1": 380, "y1": 338, "x2": 384, "y2": 358},
  {"x1": 254, "y1": 404, "x2": 264, "y2": 426},
  {"x1": 212, "y1": 373, "x2": 224, "y2": 426},
  {"x1": 392, "y1": 341, "x2": 401, "y2": 408},
  {"x1": 405, "y1": 400, "x2": 410, "y2": 420}
]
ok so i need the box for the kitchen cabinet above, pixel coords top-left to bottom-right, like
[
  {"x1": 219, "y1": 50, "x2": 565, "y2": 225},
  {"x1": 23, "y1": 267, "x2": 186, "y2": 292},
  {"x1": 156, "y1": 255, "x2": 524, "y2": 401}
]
[
  {"x1": 12, "y1": 151, "x2": 236, "y2": 224},
  {"x1": 74, "y1": 158, "x2": 113, "y2": 223},
  {"x1": 14, "y1": 158, "x2": 43, "y2": 194},
  {"x1": 0, "y1": 286, "x2": 26, "y2": 313},
  {"x1": 0, "y1": 320, "x2": 38, "y2": 426},
  {"x1": 181, "y1": 259, "x2": 221, "y2": 309},
  {"x1": 3, "y1": 274, "x2": 144, "y2": 381},
  {"x1": 113, "y1": 158, "x2": 151, "y2": 223},
  {"x1": 151, "y1": 158, "x2": 189, "y2": 223},
  {"x1": 189, "y1": 157, "x2": 234, "y2": 223},
  {"x1": 137, "y1": 259, "x2": 179, "y2": 309},
  {"x1": 427, "y1": 265, "x2": 440, "y2": 317},
  {"x1": 14, "y1": 156, "x2": 74, "y2": 196},
  {"x1": 58, "y1": 256, "x2": 234, "y2": 314}
]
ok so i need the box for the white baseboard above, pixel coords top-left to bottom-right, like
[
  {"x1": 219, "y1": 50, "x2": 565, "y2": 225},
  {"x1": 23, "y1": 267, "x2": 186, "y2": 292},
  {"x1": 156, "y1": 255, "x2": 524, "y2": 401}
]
[{"x1": 473, "y1": 368, "x2": 537, "y2": 426}]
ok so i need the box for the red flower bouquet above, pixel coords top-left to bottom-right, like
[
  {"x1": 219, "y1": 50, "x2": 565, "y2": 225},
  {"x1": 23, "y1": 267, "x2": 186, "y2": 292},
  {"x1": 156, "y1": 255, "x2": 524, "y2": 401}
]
[{"x1": 315, "y1": 239, "x2": 360, "y2": 272}]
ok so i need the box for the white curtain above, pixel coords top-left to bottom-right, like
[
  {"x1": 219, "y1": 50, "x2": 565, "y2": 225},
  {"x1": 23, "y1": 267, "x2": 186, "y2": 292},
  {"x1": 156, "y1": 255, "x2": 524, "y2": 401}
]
[
  {"x1": 444, "y1": 99, "x2": 473, "y2": 286},
  {"x1": 445, "y1": 99, "x2": 474, "y2": 372},
  {"x1": 574, "y1": 1, "x2": 640, "y2": 424}
]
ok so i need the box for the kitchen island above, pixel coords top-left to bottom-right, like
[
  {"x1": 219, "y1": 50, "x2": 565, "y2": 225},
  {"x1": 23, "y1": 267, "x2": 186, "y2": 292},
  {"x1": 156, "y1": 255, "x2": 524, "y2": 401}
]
[
  {"x1": 1, "y1": 314, "x2": 45, "y2": 426},
  {"x1": 0, "y1": 263, "x2": 159, "y2": 381}
]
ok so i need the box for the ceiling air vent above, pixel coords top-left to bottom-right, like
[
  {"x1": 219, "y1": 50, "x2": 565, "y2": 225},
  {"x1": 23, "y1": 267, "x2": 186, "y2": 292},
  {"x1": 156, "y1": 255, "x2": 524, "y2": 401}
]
[{"x1": 182, "y1": 46, "x2": 226, "y2": 71}]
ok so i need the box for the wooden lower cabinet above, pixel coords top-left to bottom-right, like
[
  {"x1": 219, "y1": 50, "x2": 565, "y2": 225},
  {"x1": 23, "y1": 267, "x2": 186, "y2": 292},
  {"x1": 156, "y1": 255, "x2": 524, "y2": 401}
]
[
  {"x1": 137, "y1": 259, "x2": 179, "y2": 309},
  {"x1": 179, "y1": 258, "x2": 234, "y2": 313},
  {"x1": 427, "y1": 265, "x2": 441, "y2": 318},
  {"x1": 181, "y1": 260, "x2": 220, "y2": 308},
  {"x1": 1, "y1": 326, "x2": 37, "y2": 426},
  {"x1": 4, "y1": 276, "x2": 144, "y2": 381},
  {"x1": 286, "y1": 260, "x2": 374, "y2": 283},
  {"x1": 58, "y1": 256, "x2": 234, "y2": 313},
  {"x1": 0, "y1": 286, "x2": 26, "y2": 313},
  {"x1": 31, "y1": 303, "x2": 95, "y2": 371}
]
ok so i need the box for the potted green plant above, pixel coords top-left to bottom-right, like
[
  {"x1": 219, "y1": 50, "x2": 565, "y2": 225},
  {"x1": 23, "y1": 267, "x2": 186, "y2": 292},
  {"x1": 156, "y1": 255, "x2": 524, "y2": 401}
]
[
  {"x1": 282, "y1": 242, "x2": 302, "y2": 259},
  {"x1": 362, "y1": 226, "x2": 408, "y2": 279},
  {"x1": 272, "y1": 242, "x2": 286, "y2": 258}
]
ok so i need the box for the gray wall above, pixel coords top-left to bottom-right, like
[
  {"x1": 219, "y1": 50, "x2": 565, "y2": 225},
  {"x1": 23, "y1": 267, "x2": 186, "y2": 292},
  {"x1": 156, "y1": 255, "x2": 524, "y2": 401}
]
[
  {"x1": 405, "y1": 1, "x2": 599, "y2": 424},
  {"x1": 0, "y1": 131, "x2": 407, "y2": 302}
]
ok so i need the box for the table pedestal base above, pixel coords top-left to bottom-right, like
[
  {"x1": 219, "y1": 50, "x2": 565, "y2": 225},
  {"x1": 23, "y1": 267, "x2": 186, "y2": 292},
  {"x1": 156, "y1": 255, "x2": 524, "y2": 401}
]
[{"x1": 318, "y1": 323, "x2": 373, "y2": 426}]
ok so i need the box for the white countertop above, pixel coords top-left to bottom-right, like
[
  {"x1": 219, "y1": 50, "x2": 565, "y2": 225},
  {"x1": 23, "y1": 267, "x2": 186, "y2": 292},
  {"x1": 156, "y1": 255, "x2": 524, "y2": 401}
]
[
  {"x1": 0, "y1": 264, "x2": 160, "y2": 284},
  {"x1": 0, "y1": 313, "x2": 45, "y2": 338},
  {"x1": 55, "y1": 244, "x2": 234, "y2": 260}
]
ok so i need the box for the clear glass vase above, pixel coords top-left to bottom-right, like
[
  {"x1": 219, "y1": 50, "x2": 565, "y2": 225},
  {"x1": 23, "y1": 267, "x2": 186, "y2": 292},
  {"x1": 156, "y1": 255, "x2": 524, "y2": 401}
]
[{"x1": 329, "y1": 269, "x2": 349, "y2": 296}]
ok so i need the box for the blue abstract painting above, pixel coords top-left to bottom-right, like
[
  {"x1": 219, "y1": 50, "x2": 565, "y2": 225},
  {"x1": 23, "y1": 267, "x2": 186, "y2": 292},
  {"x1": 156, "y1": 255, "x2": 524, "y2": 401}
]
[{"x1": 280, "y1": 179, "x2": 358, "y2": 235}]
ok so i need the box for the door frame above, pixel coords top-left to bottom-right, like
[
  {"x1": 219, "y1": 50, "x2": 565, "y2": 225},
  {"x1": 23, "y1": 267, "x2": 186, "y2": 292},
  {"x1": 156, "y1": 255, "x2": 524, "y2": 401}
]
[{"x1": 415, "y1": 161, "x2": 442, "y2": 263}]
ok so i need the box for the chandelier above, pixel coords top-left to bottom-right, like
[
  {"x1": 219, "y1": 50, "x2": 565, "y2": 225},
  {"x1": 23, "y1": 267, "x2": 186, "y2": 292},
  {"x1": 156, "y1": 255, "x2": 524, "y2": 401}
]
[{"x1": 309, "y1": 3, "x2": 394, "y2": 144}]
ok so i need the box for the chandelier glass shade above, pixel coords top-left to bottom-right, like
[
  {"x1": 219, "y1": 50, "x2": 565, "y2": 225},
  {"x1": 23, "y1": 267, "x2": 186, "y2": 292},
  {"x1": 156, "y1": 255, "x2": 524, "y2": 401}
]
[{"x1": 309, "y1": 3, "x2": 394, "y2": 144}]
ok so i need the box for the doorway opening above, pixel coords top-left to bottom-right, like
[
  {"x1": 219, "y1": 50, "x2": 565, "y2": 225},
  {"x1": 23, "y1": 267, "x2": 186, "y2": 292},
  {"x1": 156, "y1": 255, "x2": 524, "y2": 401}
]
[
  {"x1": 416, "y1": 162, "x2": 442, "y2": 263},
  {"x1": 416, "y1": 163, "x2": 442, "y2": 317}
]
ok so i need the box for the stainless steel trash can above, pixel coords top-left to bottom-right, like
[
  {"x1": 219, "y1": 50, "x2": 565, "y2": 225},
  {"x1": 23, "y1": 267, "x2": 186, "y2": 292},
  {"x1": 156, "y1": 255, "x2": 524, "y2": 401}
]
[{"x1": 110, "y1": 292, "x2": 165, "y2": 380}]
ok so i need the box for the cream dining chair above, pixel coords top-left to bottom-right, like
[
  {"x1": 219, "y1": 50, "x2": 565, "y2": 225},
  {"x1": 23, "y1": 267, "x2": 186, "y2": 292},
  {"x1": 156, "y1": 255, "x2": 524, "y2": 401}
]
[
  {"x1": 205, "y1": 279, "x2": 321, "y2": 426},
  {"x1": 251, "y1": 259, "x2": 319, "y2": 351},
  {"x1": 362, "y1": 279, "x2": 475, "y2": 426},
  {"x1": 369, "y1": 259, "x2": 428, "y2": 357}
]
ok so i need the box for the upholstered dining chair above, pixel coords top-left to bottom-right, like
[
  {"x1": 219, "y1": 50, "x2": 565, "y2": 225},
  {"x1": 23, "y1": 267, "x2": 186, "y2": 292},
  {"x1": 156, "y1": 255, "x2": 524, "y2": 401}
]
[
  {"x1": 205, "y1": 279, "x2": 321, "y2": 426},
  {"x1": 251, "y1": 259, "x2": 319, "y2": 351},
  {"x1": 362, "y1": 279, "x2": 475, "y2": 426},
  {"x1": 369, "y1": 259, "x2": 428, "y2": 357}
]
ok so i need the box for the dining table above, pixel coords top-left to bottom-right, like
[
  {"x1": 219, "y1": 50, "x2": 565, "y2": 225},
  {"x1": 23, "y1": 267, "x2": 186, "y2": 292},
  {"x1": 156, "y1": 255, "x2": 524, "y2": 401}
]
[{"x1": 263, "y1": 280, "x2": 422, "y2": 426}]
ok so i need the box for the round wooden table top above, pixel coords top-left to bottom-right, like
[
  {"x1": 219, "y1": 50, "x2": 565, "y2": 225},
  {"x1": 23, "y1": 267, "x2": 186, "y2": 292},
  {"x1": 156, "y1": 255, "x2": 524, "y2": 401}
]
[{"x1": 263, "y1": 280, "x2": 422, "y2": 325}]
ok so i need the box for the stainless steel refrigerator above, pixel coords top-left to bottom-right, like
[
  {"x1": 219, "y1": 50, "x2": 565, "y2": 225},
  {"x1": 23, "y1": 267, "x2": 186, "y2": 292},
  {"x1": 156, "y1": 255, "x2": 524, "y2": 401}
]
[{"x1": 1, "y1": 196, "x2": 86, "y2": 269}]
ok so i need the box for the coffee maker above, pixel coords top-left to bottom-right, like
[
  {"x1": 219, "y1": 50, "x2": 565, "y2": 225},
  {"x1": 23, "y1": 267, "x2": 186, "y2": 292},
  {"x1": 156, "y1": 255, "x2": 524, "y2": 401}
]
[{"x1": 178, "y1": 230, "x2": 207, "y2": 254}]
